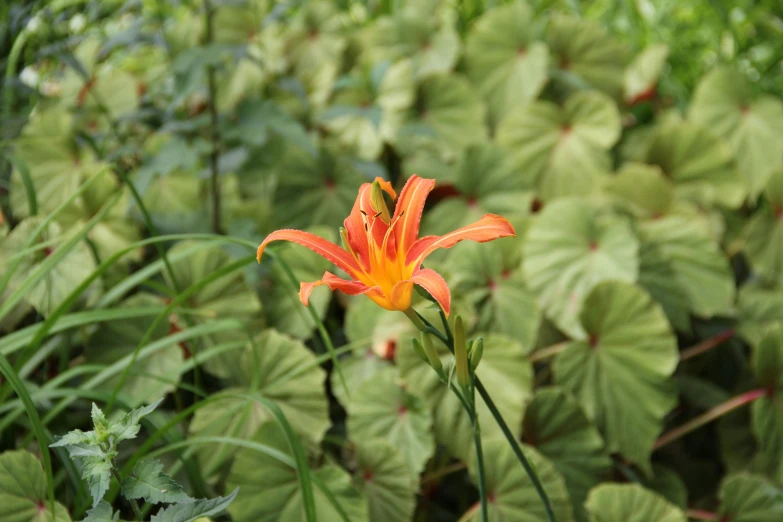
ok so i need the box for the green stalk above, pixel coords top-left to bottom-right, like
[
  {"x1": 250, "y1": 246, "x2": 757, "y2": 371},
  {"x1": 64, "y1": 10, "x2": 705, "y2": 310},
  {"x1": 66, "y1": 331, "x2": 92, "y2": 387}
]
[
  {"x1": 110, "y1": 468, "x2": 141, "y2": 520},
  {"x1": 470, "y1": 382, "x2": 489, "y2": 522},
  {"x1": 202, "y1": 0, "x2": 222, "y2": 234},
  {"x1": 405, "y1": 308, "x2": 556, "y2": 522}
]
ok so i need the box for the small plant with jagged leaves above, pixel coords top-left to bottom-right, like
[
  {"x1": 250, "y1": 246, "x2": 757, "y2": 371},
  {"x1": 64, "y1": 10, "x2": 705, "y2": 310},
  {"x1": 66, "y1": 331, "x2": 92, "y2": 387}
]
[{"x1": 50, "y1": 400, "x2": 237, "y2": 522}]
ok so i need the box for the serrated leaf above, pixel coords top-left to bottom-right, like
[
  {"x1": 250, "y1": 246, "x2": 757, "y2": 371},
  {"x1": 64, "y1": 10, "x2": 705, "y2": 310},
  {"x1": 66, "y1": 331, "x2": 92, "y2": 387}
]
[
  {"x1": 347, "y1": 368, "x2": 434, "y2": 475},
  {"x1": 584, "y1": 483, "x2": 685, "y2": 522},
  {"x1": 82, "y1": 501, "x2": 119, "y2": 522},
  {"x1": 122, "y1": 460, "x2": 191, "y2": 505},
  {"x1": 150, "y1": 489, "x2": 238, "y2": 522},
  {"x1": 522, "y1": 199, "x2": 639, "y2": 338},
  {"x1": 743, "y1": 170, "x2": 783, "y2": 285},
  {"x1": 462, "y1": 441, "x2": 574, "y2": 522},
  {"x1": 82, "y1": 457, "x2": 112, "y2": 508},
  {"x1": 737, "y1": 280, "x2": 783, "y2": 347},
  {"x1": 751, "y1": 326, "x2": 783, "y2": 481},
  {"x1": 0, "y1": 450, "x2": 72, "y2": 522},
  {"x1": 108, "y1": 399, "x2": 162, "y2": 443},
  {"x1": 554, "y1": 281, "x2": 678, "y2": 476}
]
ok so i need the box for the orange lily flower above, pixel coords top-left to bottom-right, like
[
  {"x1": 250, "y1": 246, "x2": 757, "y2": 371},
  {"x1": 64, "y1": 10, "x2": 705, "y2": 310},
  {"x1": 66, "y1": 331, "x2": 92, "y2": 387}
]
[{"x1": 256, "y1": 175, "x2": 515, "y2": 316}]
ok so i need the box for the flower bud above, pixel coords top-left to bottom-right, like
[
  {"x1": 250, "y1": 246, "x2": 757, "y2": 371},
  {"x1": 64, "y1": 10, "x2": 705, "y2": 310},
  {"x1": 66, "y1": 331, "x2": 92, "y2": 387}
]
[
  {"x1": 412, "y1": 337, "x2": 428, "y2": 364},
  {"x1": 421, "y1": 333, "x2": 443, "y2": 374},
  {"x1": 454, "y1": 315, "x2": 470, "y2": 388},
  {"x1": 469, "y1": 337, "x2": 483, "y2": 372}
]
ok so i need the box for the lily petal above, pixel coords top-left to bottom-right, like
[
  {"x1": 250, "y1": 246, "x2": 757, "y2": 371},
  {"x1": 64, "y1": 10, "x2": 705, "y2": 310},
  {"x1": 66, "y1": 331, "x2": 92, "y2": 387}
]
[
  {"x1": 344, "y1": 178, "x2": 397, "y2": 268},
  {"x1": 393, "y1": 175, "x2": 436, "y2": 256},
  {"x1": 389, "y1": 280, "x2": 415, "y2": 311},
  {"x1": 300, "y1": 272, "x2": 383, "y2": 306},
  {"x1": 257, "y1": 229, "x2": 361, "y2": 277},
  {"x1": 410, "y1": 268, "x2": 451, "y2": 316},
  {"x1": 405, "y1": 214, "x2": 516, "y2": 268}
]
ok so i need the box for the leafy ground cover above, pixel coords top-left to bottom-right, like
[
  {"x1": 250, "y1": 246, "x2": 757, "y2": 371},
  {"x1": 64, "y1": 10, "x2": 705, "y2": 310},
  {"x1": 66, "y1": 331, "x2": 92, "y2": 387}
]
[{"x1": 2, "y1": 0, "x2": 783, "y2": 521}]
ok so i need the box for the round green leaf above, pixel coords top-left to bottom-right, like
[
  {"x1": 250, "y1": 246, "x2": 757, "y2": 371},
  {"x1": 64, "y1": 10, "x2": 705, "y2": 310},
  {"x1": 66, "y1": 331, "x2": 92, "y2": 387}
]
[
  {"x1": 189, "y1": 330, "x2": 329, "y2": 473},
  {"x1": 496, "y1": 91, "x2": 620, "y2": 201},
  {"x1": 465, "y1": 1, "x2": 549, "y2": 125},
  {"x1": 638, "y1": 215, "x2": 735, "y2": 320},
  {"x1": 751, "y1": 326, "x2": 783, "y2": 482},
  {"x1": 347, "y1": 368, "x2": 434, "y2": 475},
  {"x1": 463, "y1": 441, "x2": 574, "y2": 522},
  {"x1": 546, "y1": 16, "x2": 629, "y2": 100},
  {"x1": 285, "y1": 1, "x2": 346, "y2": 107},
  {"x1": 738, "y1": 280, "x2": 783, "y2": 347},
  {"x1": 320, "y1": 59, "x2": 414, "y2": 160},
  {"x1": 644, "y1": 121, "x2": 745, "y2": 209},
  {"x1": 584, "y1": 483, "x2": 685, "y2": 522},
  {"x1": 718, "y1": 473, "x2": 783, "y2": 522},
  {"x1": 553, "y1": 281, "x2": 678, "y2": 476},
  {"x1": 522, "y1": 387, "x2": 612, "y2": 520},
  {"x1": 227, "y1": 422, "x2": 368, "y2": 522},
  {"x1": 366, "y1": 10, "x2": 459, "y2": 80},
  {"x1": 604, "y1": 163, "x2": 673, "y2": 219},
  {"x1": 444, "y1": 238, "x2": 540, "y2": 350},
  {"x1": 395, "y1": 74, "x2": 486, "y2": 160},
  {"x1": 270, "y1": 145, "x2": 376, "y2": 230},
  {"x1": 1, "y1": 217, "x2": 101, "y2": 317},
  {"x1": 743, "y1": 170, "x2": 783, "y2": 285},
  {"x1": 690, "y1": 67, "x2": 783, "y2": 198},
  {"x1": 523, "y1": 199, "x2": 639, "y2": 338},
  {"x1": 642, "y1": 464, "x2": 688, "y2": 510},
  {"x1": 165, "y1": 241, "x2": 263, "y2": 378},
  {"x1": 0, "y1": 450, "x2": 71, "y2": 522},
  {"x1": 398, "y1": 333, "x2": 533, "y2": 460},
  {"x1": 624, "y1": 44, "x2": 668, "y2": 105},
  {"x1": 57, "y1": 173, "x2": 142, "y2": 265},
  {"x1": 414, "y1": 143, "x2": 534, "y2": 235},
  {"x1": 354, "y1": 440, "x2": 416, "y2": 522},
  {"x1": 331, "y1": 351, "x2": 394, "y2": 411},
  {"x1": 85, "y1": 293, "x2": 183, "y2": 408},
  {"x1": 9, "y1": 107, "x2": 88, "y2": 219}
]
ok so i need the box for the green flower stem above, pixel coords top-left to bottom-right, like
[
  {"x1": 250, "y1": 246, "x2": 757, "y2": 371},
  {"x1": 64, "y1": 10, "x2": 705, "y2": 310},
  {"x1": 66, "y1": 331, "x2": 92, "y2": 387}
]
[
  {"x1": 111, "y1": 468, "x2": 142, "y2": 520},
  {"x1": 653, "y1": 388, "x2": 767, "y2": 450},
  {"x1": 470, "y1": 382, "x2": 489, "y2": 522},
  {"x1": 406, "y1": 309, "x2": 557, "y2": 522},
  {"x1": 475, "y1": 379, "x2": 556, "y2": 522}
]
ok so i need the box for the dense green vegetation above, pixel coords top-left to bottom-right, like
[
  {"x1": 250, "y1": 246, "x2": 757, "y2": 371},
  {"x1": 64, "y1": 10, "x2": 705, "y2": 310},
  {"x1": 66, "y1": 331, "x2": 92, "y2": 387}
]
[{"x1": 2, "y1": 0, "x2": 783, "y2": 521}]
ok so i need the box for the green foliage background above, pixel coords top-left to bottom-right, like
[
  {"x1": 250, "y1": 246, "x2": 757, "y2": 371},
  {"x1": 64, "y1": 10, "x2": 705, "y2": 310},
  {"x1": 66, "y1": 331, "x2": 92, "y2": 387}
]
[{"x1": 2, "y1": 0, "x2": 783, "y2": 521}]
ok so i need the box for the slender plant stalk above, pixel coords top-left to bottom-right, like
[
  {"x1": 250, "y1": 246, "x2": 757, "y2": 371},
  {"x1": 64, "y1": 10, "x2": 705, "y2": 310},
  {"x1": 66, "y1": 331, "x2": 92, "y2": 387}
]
[
  {"x1": 680, "y1": 329, "x2": 735, "y2": 362},
  {"x1": 470, "y1": 383, "x2": 489, "y2": 522},
  {"x1": 203, "y1": 0, "x2": 222, "y2": 234},
  {"x1": 653, "y1": 388, "x2": 767, "y2": 450},
  {"x1": 403, "y1": 308, "x2": 556, "y2": 522},
  {"x1": 111, "y1": 468, "x2": 142, "y2": 520}
]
